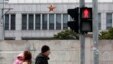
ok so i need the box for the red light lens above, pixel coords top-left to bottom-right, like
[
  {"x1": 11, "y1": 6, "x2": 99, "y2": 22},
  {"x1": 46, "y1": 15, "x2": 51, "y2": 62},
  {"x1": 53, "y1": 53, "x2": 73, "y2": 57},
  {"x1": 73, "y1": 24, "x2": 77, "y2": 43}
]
[{"x1": 83, "y1": 9, "x2": 89, "y2": 18}]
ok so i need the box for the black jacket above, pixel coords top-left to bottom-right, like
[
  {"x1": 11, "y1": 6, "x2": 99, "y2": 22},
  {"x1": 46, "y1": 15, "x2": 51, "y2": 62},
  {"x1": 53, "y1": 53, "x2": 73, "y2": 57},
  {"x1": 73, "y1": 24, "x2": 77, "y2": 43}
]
[{"x1": 35, "y1": 53, "x2": 49, "y2": 64}]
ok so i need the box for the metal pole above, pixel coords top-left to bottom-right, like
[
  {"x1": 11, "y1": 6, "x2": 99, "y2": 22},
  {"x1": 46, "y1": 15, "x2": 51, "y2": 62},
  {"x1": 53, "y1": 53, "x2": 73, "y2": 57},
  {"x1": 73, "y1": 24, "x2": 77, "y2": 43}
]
[
  {"x1": 92, "y1": 0, "x2": 99, "y2": 64},
  {"x1": 80, "y1": 0, "x2": 85, "y2": 7},
  {"x1": 80, "y1": 34, "x2": 85, "y2": 64},
  {"x1": 79, "y1": 0, "x2": 85, "y2": 64},
  {"x1": 0, "y1": 0, "x2": 4, "y2": 40},
  {"x1": 2, "y1": 0, "x2": 5, "y2": 40}
]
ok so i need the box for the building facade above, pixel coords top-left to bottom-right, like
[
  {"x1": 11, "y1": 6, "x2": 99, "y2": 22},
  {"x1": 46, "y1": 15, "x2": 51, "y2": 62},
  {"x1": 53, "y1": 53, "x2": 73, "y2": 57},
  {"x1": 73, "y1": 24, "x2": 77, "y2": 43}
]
[{"x1": 0, "y1": 2, "x2": 113, "y2": 40}]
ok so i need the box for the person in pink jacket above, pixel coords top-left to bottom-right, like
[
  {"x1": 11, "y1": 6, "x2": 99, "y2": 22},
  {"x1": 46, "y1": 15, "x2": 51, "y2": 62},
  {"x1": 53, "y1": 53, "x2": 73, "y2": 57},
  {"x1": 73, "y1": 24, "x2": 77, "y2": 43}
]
[{"x1": 13, "y1": 53, "x2": 24, "y2": 64}]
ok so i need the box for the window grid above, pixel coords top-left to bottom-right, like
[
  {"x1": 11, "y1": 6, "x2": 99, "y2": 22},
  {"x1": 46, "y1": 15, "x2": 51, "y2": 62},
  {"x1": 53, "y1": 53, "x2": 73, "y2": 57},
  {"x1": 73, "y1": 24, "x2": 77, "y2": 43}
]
[
  {"x1": 11, "y1": 14, "x2": 16, "y2": 30},
  {"x1": 28, "y1": 14, "x2": 34, "y2": 30},
  {"x1": 98, "y1": 13, "x2": 101, "y2": 30},
  {"x1": 4, "y1": 14, "x2": 16, "y2": 30},
  {"x1": 63, "y1": 14, "x2": 68, "y2": 29},
  {"x1": 22, "y1": 14, "x2": 27, "y2": 30},
  {"x1": 49, "y1": 14, "x2": 54, "y2": 30},
  {"x1": 42, "y1": 14, "x2": 47, "y2": 30},
  {"x1": 5, "y1": 14, "x2": 9, "y2": 30},
  {"x1": 35, "y1": 14, "x2": 41, "y2": 30},
  {"x1": 56, "y1": 14, "x2": 61, "y2": 30},
  {"x1": 21, "y1": 13, "x2": 72, "y2": 30},
  {"x1": 106, "y1": 13, "x2": 112, "y2": 29}
]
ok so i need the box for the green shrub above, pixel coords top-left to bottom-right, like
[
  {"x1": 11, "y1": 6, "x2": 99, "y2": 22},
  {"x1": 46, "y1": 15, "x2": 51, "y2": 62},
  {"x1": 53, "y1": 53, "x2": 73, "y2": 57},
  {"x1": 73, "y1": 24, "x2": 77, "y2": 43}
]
[
  {"x1": 54, "y1": 29, "x2": 79, "y2": 40},
  {"x1": 99, "y1": 28, "x2": 113, "y2": 40}
]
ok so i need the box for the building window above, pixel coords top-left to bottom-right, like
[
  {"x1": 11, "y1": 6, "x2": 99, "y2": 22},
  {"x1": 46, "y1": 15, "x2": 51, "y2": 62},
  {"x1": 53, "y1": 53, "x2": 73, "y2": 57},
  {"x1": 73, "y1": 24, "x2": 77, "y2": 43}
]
[
  {"x1": 4, "y1": 37, "x2": 15, "y2": 40},
  {"x1": 22, "y1": 14, "x2": 27, "y2": 30},
  {"x1": 28, "y1": 14, "x2": 34, "y2": 30},
  {"x1": 98, "y1": 13, "x2": 101, "y2": 30},
  {"x1": 22, "y1": 37, "x2": 39, "y2": 40},
  {"x1": 10, "y1": 14, "x2": 16, "y2": 30},
  {"x1": 49, "y1": 14, "x2": 54, "y2": 30},
  {"x1": 42, "y1": 14, "x2": 47, "y2": 30},
  {"x1": 56, "y1": 14, "x2": 61, "y2": 30},
  {"x1": 63, "y1": 14, "x2": 68, "y2": 29},
  {"x1": 5, "y1": 0, "x2": 9, "y2": 1},
  {"x1": 5, "y1": 14, "x2": 16, "y2": 30},
  {"x1": 106, "y1": 13, "x2": 112, "y2": 29},
  {"x1": 5, "y1": 14, "x2": 9, "y2": 30},
  {"x1": 35, "y1": 14, "x2": 40, "y2": 30}
]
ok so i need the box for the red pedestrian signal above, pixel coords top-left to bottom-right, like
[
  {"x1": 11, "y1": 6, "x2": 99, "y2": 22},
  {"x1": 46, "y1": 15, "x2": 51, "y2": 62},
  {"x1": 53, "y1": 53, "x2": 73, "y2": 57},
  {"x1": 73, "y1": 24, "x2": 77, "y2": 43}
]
[
  {"x1": 67, "y1": 7, "x2": 92, "y2": 34},
  {"x1": 80, "y1": 7, "x2": 92, "y2": 33},
  {"x1": 80, "y1": 7, "x2": 92, "y2": 19},
  {"x1": 83, "y1": 9, "x2": 89, "y2": 19}
]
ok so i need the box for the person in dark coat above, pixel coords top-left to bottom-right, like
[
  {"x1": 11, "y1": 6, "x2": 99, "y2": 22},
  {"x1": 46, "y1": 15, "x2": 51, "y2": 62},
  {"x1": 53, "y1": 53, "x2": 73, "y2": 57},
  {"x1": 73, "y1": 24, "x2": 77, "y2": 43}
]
[{"x1": 35, "y1": 45, "x2": 51, "y2": 64}]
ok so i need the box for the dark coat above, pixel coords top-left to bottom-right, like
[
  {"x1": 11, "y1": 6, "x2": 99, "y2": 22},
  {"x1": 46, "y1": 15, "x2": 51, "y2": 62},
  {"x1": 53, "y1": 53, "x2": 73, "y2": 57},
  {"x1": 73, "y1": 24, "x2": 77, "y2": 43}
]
[{"x1": 35, "y1": 53, "x2": 49, "y2": 64}]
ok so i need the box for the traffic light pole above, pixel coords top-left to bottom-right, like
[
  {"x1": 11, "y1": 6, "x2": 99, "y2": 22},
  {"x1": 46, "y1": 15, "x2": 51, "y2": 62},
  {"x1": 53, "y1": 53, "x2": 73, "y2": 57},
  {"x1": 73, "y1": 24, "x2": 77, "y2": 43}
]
[
  {"x1": 0, "y1": 0, "x2": 4, "y2": 40},
  {"x1": 79, "y1": 1, "x2": 85, "y2": 64},
  {"x1": 93, "y1": 0, "x2": 99, "y2": 64}
]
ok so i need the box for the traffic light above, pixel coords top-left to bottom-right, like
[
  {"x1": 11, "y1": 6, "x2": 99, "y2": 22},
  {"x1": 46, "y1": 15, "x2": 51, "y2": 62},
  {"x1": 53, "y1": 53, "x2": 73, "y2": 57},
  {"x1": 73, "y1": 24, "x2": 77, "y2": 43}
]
[
  {"x1": 67, "y1": 21, "x2": 79, "y2": 33},
  {"x1": 67, "y1": 7, "x2": 92, "y2": 34},
  {"x1": 80, "y1": 7, "x2": 92, "y2": 33},
  {"x1": 80, "y1": 7, "x2": 92, "y2": 19},
  {"x1": 67, "y1": 7, "x2": 79, "y2": 33},
  {"x1": 67, "y1": 7, "x2": 79, "y2": 21}
]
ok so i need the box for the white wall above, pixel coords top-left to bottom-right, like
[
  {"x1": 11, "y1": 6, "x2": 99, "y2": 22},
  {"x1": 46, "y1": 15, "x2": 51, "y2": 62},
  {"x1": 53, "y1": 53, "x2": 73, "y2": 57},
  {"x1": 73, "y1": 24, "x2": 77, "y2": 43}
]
[
  {"x1": 0, "y1": 39, "x2": 113, "y2": 64},
  {"x1": 0, "y1": 40, "x2": 81, "y2": 64}
]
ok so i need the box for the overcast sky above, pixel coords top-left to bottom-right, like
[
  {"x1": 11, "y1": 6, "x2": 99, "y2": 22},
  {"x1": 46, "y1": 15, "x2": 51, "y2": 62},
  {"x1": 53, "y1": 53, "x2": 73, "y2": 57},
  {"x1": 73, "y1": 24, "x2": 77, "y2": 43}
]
[{"x1": 6, "y1": 0, "x2": 113, "y2": 3}]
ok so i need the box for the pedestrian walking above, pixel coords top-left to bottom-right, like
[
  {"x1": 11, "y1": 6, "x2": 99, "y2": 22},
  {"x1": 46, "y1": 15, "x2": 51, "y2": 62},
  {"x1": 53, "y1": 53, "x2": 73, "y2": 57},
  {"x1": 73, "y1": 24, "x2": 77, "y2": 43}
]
[
  {"x1": 13, "y1": 53, "x2": 24, "y2": 64},
  {"x1": 35, "y1": 45, "x2": 51, "y2": 64},
  {"x1": 22, "y1": 51, "x2": 32, "y2": 64}
]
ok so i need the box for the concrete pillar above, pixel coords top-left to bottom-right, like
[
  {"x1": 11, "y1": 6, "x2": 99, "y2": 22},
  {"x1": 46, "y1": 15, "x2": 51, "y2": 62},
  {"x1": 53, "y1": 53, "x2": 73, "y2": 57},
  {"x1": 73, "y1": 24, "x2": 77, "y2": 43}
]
[
  {"x1": 47, "y1": 14, "x2": 49, "y2": 30},
  {"x1": 61, "y1": 14, "x2": 63, "y2": 30},
  {"x1": 101, "y1": 13, "x2": 106, "y2": 30},
  {"x1": 112, "y1": 13, "x2": 113, "y2": 27},
  {"x1": 15, "y1": 13, "x2": 21, "y2": 40},
  {"x1": 34, "y1": 14, "x2": 36, "y2": 30},
  {"x1": 16, "y1": 13, "x2": 21, "y2": 31},
  {"x1": 54, "y1": 14, "x2": 56, "y2": 30},
  {"x1": 40, "y1": 14, "x2": 42, "y2": 30}
]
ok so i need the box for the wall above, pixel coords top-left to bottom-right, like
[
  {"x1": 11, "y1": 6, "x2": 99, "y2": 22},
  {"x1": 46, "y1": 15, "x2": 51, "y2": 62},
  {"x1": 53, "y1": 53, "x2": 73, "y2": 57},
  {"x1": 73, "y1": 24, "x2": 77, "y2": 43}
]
[
  {"x1": 0, "y1": 39, "x2": 113, "y2": 64},
  {"x1": 0, "y1": 40, "x2": 81, "y2": 64}
]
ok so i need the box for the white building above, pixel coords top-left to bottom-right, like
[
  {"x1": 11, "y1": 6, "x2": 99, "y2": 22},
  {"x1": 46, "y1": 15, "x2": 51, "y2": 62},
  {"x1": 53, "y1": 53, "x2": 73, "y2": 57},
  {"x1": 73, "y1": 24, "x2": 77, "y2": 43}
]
[{"x1": 0, "y1": 2, "x2": 113, "y2": 40}]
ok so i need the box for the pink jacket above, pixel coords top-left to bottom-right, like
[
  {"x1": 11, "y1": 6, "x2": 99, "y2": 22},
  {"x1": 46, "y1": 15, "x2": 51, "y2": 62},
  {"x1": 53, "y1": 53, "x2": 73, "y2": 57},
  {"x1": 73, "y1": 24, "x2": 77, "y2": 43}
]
[{"x1": 13, "y1": 53, "x2": 24, "y2": 64}]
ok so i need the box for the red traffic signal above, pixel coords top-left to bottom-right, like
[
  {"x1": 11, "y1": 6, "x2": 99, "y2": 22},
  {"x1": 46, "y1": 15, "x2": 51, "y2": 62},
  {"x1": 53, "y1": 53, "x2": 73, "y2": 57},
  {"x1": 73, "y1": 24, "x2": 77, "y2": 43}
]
[
  {"x1": 83, "y1": 9, "x2": 89, "y2": 18},
  {"x1": 80, "y1": 7, "x2": 92, "y2": 19},
  {"x1": 80, "y1": 7, "x2": 92, "y2": 33}
]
